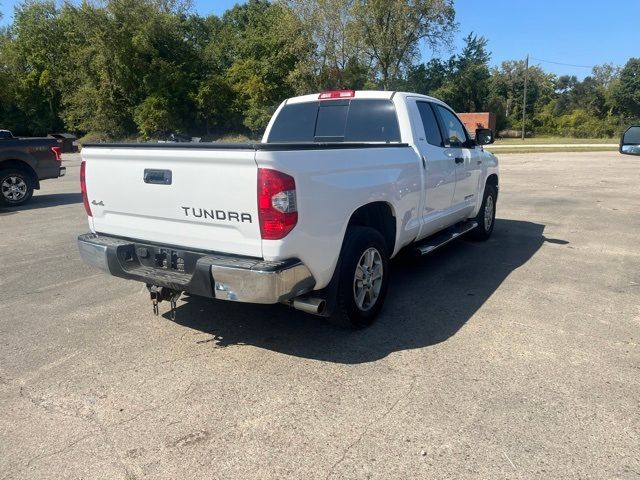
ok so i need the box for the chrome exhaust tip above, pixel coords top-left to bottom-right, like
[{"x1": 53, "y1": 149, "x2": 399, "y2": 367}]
[{"x1": 292, "y1": 296, "x2": 326, "y2": 316}]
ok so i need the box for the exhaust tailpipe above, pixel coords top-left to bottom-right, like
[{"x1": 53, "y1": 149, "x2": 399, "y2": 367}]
[{"x1": 292, "y1": 296, "x2": 326, "y2": 316}]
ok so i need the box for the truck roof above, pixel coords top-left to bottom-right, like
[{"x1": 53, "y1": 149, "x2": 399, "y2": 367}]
[{"x1": 284, "y1": 90, "x2": 446, "y2": 106}]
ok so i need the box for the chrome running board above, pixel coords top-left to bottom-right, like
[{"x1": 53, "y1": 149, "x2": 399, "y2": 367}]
[{"x1": 414, "y1": 221, "x2": 478, "y2": 256}]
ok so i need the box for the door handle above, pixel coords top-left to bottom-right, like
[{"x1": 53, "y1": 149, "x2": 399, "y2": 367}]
[
  {"x1": 454, "y1": 157, "x2": 464, "y2": 164},
  {"x1": 421, "y1": 155, "x2": 427, "y2": 169},
  {"x1": 143, "y1": 169, "x2": 172, "y2": 185}
]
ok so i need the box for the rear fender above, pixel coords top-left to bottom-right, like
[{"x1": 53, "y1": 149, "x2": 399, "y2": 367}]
[{"x1": 0, "y1": 157, "x2": 39, "y2": 188}]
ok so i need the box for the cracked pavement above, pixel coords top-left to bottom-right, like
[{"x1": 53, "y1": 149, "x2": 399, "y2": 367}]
[{"x1": 0, "y1": 152, "x2": 639, "y2": 479}]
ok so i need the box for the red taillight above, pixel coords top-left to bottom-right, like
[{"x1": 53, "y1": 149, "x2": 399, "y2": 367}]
[
  {"x1": 80, "y1": 161, "x2": 92, "y2": 217},
  {"x1": 258, "y1": 168, "x2": 297, "y2": 240},
  {"x1": 50, "y1": 145, "x2": 62, "y2": 161},
  {"x1": 319, "y1": 90, "x2": 355, "y2": 100}
]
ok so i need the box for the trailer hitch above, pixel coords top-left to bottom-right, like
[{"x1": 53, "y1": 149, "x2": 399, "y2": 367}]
[{"x1": 147, "y1": 285, "x2": 182, "y2": 319}]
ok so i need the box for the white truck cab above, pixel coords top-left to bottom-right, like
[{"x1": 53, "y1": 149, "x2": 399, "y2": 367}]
[{"x1": 78, "y1": 90, "x2": 498, "y2": 328}]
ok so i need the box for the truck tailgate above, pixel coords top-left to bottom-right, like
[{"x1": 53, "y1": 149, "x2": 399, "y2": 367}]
[{"x1": 81, "y1": 146, "x2": 262, "y2": 257}]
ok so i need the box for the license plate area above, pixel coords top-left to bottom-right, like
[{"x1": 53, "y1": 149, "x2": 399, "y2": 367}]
[
  {"x1": 116, "y1": 243, "x2": 203, "y2": 275},
  {"x1": 151, "y1": 248, "x2": 186, "y2": 272}
]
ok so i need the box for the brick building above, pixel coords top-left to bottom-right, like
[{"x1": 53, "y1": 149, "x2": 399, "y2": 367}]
[{"x1": 457, "y1": 112, "x2": 496, "y2": 137}]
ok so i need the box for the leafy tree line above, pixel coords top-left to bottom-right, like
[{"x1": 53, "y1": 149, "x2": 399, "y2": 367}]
[
  {"x1": 0, "y1": 0, "x2": 638, "y2": 140},
  {"x1": 403, "y1": 35, "x2": 640, "y2": 137}
]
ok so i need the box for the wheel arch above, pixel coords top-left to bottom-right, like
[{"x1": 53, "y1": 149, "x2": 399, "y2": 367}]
[
  {"x1": 471, "y1": 172, "x2": 499, "y2": 218},
  {"x1": 0, "y1": 159, "x2": 40, "y2": 189},
  {"x1": 486, "y1": 173, "x2": 498, "y2": 196},
  {"x1": 346, "y1": 201, "x2": 397, "y2": 256}
]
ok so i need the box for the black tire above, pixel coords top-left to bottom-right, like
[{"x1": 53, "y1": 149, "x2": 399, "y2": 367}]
[
  {"x1": 0, "y1": 168, "x2": 34, "y2": 207},
  {"x1": 468, "y1": 184, "x2": 497, "y2": 241},
  {"x1": 328, "y1": 226, "x2": 390, "y2": 329}
]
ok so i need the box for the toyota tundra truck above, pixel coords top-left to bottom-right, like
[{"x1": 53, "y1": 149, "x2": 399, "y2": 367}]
[{"x1": 77, "y1": 90, "x2": 498, "y2": 328}]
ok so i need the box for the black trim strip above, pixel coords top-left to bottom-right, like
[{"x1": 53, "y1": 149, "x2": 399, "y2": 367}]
[
  {"x1": 82, "y1": 142, "x2": 409, "y2": 151},
  {"x1": 83, "y1": 142, "x2": 255, "y2": 150}
]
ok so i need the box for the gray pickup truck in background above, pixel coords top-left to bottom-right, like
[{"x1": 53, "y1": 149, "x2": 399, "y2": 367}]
[{"x1": 0, "y1": 129, "x2": 66, "y2": 206}]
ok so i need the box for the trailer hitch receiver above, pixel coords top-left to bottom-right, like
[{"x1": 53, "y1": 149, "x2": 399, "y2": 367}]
[{"x1": 147, "y1": 285, "x2": 182, "y2": 319}]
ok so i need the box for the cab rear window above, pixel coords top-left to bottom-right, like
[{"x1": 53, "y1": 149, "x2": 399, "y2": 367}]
[{"x1": 267, "y1": 99, "x2": 401, "y2": 143}]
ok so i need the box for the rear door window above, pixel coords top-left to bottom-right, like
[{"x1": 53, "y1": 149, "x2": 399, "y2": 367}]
[
  {"x1": 416, "y1": 102, "x2": 444, "y2": 146},
  {"x1": 268, "y1": 99, "x2": 400, "y2": 143}
]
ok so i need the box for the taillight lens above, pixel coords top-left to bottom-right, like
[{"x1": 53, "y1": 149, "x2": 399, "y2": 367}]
[
  {"x1": 80, "y1": 161, "x2": 92, "y2": 217},
  {"x1": 50, "y1": 145, "x2": 62, "y2": 161},
  {"x1": 258, "y1": 168, "x2": 297, "y2": 240}
]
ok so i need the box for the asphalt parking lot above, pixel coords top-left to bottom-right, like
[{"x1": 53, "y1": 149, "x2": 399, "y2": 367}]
[{"x1": 1, "y1": 151, "x2": 638, "y2": 479}]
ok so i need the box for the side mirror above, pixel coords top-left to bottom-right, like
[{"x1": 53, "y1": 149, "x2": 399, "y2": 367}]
[
  {"x1": 620, "y1": 126, "x2": 640, "y2": 155},
  {"x1": 475, "y1": 128, "x2": 494, "y2": 145}
]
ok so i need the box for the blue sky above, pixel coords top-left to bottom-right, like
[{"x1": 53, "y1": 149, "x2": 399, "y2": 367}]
[{"x1": 1, "y1": 0, "x2": 638, "y2": 79}]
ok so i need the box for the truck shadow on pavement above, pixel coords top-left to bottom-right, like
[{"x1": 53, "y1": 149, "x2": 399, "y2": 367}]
[
  {"x1": 0, "y1": 192, "x2": 82, "y2": 214},
  {"x1": 166, "y1": 219, "x2": 563, "y2": 364}
]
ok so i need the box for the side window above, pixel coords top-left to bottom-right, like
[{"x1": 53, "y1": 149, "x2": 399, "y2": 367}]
[
  {"x1": 435, "y1": 105, "x2": 468, "y2": 147},
  {"x1": 344, "y1": 100, "x2": 401, "y2": 142},
  {"x1": 416, "y1": 102, "x2": 443, "y2": 146},
  {"x1": 268, "y1": 102, "x2": 318, "y2": 142}
]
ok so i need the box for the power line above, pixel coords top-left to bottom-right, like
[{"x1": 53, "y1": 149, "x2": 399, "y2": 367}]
[{"x1": 529, "y1": 57, "x2": 595, "y2": 69}]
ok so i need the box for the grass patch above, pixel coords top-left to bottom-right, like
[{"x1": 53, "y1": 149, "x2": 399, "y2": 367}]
[
  {"x1": 487, "y1": 146, "x2": 618, "y2": 154},
  {"x1": 493, "y1": 137, "x2": 616, "y2": 145}
]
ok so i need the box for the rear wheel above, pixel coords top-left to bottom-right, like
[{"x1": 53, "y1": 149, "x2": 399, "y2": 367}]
[
  {"x1": 0, "y1": 169, "x2": 34, "y2": 207},
  {"x1": 468, "y1": 184, "x2": 496, "y2": 241},
  {"x1": 328, "y1": 227, "x2": 390, "y2": 328}
]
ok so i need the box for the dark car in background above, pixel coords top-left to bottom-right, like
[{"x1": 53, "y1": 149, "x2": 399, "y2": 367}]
[{"x1": 0, "y1": 130, "x2": 66, "y2": 206}]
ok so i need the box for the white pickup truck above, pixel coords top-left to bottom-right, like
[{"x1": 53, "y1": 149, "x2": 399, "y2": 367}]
[{"x1": 78, "y1": 90, "x2": 498, "y2": 328}]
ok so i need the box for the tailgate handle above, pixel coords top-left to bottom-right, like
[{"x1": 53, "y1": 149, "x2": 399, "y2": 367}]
[{"x1": 144, "y1": 169, "x2": 172, "y2": 185}]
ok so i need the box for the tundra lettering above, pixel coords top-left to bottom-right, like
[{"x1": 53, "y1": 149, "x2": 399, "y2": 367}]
[{"x1": 181, "y1": 206, "x2": 252, "y2": 223}]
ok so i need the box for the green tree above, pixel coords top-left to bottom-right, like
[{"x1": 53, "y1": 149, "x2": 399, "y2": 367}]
[
  {"x1": 221, "y1": 0, "x2": 313, "y2": 132},
  {"x1": 134, "y1": 95, "x2": 175, "y2": 138},
  {"x1": 612, "y1": 58, "x2": 640, "y2": 120},
  {"x1": 591, "y1": 63, "x2": 620, "y2": 90},
  {"x1": 489, "y1": 60, "x2": 555, "y2": 133},
  {"x1": 0, "y1": 25, "x2": 19, "y2": 131},
  {"x1": 405, "y1": 58, "x2": 450, "y2": 94},
  {"x1": 431, "y1": 33, "x2": 491, "y2": 112},
  {"x1": 195, "y1": 74, "x2": 236, "y2": 134},
  {"x1": 193, "y1": 15, "x2": 238, "y2": 134},
  {"x1": 58, "y1": 0, "x2": 206, "y2": 138},
  {"x1": 0, "y1": 1, "x2": 66, "y2": 134},
  {"x1": 352, "y1": 0, "x2": 456, "y2": 90},
  {"x1": 286, "y1": 0, "x2": 371, "y2": 90},
  {"x1": 404, "y1": 33, "x2": 491, "y2": 114}
]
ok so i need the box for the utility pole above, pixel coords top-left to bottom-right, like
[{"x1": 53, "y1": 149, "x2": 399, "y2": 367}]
[{"x1": 521, "y1": 54, "x2": 529, "y2": 141}]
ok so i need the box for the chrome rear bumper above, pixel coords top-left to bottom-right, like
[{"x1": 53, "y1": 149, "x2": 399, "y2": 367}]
[{"x1": 77, "y1": 233, "x2": 315, "y2": 304}]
